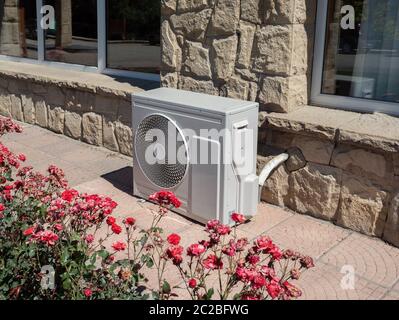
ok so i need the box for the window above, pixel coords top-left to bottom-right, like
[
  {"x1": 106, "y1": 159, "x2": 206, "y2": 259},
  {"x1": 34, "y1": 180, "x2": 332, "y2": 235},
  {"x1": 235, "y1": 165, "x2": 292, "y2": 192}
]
[
  {"x1": 107, "y1": 0, "x2": 160, "y2": 74},
  {"x1": 312, "y1": 0, "x2": 399, "y2": 115},
  {"x1": 0, "y1": 0, "x2": 160, "y2": 81},
  {"x1": 44, "y1": 0, "x2": 98, "y2": 66}
]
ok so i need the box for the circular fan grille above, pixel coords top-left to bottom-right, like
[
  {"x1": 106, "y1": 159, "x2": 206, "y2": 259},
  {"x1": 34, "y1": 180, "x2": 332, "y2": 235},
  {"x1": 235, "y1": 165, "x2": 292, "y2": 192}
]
[{"x1": 135, "y1": 114, "x2": 188, "y2": 189}]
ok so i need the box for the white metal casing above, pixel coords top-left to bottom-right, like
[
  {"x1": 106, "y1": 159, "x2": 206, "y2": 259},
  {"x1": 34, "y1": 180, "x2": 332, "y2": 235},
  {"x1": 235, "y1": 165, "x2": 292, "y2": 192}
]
[{"x1": 132, "y1": 88, "x2": 259, "y2": 225}]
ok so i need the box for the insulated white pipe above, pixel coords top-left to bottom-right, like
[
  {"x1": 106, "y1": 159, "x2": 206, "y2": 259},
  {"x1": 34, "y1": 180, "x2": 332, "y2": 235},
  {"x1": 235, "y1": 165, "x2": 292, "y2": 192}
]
[{"x1": 258, "y1": 153, "x2": 289, "y2": 202}]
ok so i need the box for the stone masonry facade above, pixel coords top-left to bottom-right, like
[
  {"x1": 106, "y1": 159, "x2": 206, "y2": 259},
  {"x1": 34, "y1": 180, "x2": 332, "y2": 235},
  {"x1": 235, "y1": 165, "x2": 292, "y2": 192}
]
[
  {"x1": 0, "y1": 72, "x2": 135, "y2": 157},
  {"x1": 160, "y1": 0, "x2": 315, "y2": 113}
]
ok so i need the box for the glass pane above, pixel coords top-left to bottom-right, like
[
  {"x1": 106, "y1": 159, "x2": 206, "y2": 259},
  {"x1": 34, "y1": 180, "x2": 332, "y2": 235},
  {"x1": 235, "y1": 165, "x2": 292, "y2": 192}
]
[
  {"x1": 322, "y1": 0, "x2": 399, "y2": 103},
  {"x1": 107, "y1": 0, "x2": 160, "y2": 74},
  {"x1": 44, "y1": 0, "x2": 97, "y2": 66},
  {"x1": 0, "y1": 0, "x2": 37, "y2": 59}
]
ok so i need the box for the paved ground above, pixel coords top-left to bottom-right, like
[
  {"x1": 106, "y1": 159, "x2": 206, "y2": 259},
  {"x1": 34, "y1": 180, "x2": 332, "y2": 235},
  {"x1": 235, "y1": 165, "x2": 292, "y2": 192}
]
[{"x1": 2, "y1": 123, "x2": 399, "y2": 300}]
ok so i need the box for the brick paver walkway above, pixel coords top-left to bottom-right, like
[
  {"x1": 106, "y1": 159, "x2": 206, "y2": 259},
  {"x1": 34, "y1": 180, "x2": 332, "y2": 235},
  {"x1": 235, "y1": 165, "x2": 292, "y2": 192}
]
[{"x1": 3, "y1": 123, "x2": 399, "y2": 300}]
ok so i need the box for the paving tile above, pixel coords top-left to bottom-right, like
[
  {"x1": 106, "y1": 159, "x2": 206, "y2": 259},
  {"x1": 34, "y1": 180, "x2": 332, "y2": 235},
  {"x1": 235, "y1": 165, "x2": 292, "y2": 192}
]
[
  {"x1": 74, "y1": 178, "x2": 125, "y2": 197},
  {"x1": 321, "y1": 233, "x2": 399, "y2": 288},
  {"x1": 265, "y1": 214, "x2": 351, "y2": 258},
  {"x1": 382, "y1": 290, "x2": 399, "y2": 300},
  {"x1": 238, "y1": 203, "x2": 292, "y2": 236},
  {"x1": 297, "y1": 262, "x2": 388, "y2": 300}
]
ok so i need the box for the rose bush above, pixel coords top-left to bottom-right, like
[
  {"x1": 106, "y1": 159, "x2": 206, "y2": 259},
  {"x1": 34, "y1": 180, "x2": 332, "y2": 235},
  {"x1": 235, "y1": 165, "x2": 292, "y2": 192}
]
[{"x1": 0, "y1": 117, "x2": 314, "y2": 300}]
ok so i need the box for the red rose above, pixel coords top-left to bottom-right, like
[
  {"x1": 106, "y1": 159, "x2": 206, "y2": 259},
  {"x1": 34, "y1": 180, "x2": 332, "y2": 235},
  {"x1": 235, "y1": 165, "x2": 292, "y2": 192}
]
[
  {"x1": 23, "y1": 226, "x2": 35, "y2": 236},
  {"x1": 300, "y1": 256, "x2": 315, "y2": 269},
  {"x1": 283, "y1": 281, "x2": 302, "y2": 299},
  {"x1": 167, "y1": 233, "x2": 181, "y2": 245},
  {"x1": 54, "y1": 224, "x2": 63, "y2": 232},
  {"x1": 269, "y1": 245, "x2": 283, "y2": 261},
  {"x1": 111, "y1": 223, "x2": 122, "y2": 234},
  {"x1": 216, "y1": 224, "x2": 231, "y2": 236},
  {"x1": 202, "y1": 254, "x2": 223, "y2": 270},
  {"x1": 85, "y1": 234, "x2": 94, "y2": 244},
  {"x1": 61, "y1": 189, "x2": 78, "y2": 202},
  {"x1": 206, "y1": 219, "x2": 220, "y2": 231},
  {"x1": 251, "y1": 275, "x2": 267, "y2": 290},
  {"x1": 106, "y1": 216, "x2": 116, "y2": 226},
  {"x1": 166, "y1": 245, "x2": 184, "y2": 265},
  {"x1": 187, "y1": 243, "x2": 206, "y2": 257},
  {"x1": 0, "y1": 203, "x2": 5, "y2": 212},
  {"x1": 83, "y1": 288, "x2": 92, "y2": 298},
  {"x1": 18, "y1": 154, "x2": 26, "y2": 162},
  {"x1": 124, "y1": 217, "x2": 136, "y2": 226},
  {"x1": 231, "y1": 213, "x2": 246, "y2": 224},
  {"x1": 254, "y1": 236, "x2": 274, "y2": 252},
  {"x1": 112, "y1": 241, "x2": 126, "y2": 251},
  {"x1": 188, "y1": 278, "x2": 197, "y2": 289},
  {"x1": 266, "y1": 280, "x2": 282, "y2": 299}
]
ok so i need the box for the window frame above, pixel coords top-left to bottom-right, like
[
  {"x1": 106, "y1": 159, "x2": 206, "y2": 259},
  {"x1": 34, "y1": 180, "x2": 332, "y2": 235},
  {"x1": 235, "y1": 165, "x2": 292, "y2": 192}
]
[
  {"x1": 311, "y1": 0, "x2": 399, "y2": 117},
  {"x1": 0, "y1": 0, "x2": 160, "y2": 82}
]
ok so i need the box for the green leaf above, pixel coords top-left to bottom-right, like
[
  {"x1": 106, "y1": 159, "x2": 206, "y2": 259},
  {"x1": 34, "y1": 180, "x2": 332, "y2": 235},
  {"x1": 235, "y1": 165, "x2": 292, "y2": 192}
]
[
  {"x1": 62, "y1": 278, "x2": 72, "y2": 290},
  {"x1": 206, "y1": 288, "x2": 214, "y2": 300},
  {"x1": 162, "y1": 281, "x2": 171, "y2": 294}
]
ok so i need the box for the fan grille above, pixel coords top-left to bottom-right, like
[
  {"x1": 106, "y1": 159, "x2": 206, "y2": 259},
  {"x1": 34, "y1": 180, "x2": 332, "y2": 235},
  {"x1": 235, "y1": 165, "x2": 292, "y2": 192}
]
[{"x1": 135, "y1": 114, "x2": 188, "y2": 189}]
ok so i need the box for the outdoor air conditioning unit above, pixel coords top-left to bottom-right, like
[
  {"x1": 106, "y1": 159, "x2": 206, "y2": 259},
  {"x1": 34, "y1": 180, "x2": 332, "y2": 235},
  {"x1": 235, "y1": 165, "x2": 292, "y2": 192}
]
[{"x1": 132, "y1": 88, "x2": 259, "y2": 225}]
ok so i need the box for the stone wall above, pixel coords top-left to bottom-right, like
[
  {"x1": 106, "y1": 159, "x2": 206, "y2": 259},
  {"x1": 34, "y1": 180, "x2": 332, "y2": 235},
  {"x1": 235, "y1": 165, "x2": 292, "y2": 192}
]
[
  {"x1": 0, "y1": 73, "x2": 134, "y2": 156},
  {"x1": 258, "y1": 110, "x2": 399, "y2": 247},
  {"x1": 160, "y1": 0, "x2": 316, "y2": 113}
]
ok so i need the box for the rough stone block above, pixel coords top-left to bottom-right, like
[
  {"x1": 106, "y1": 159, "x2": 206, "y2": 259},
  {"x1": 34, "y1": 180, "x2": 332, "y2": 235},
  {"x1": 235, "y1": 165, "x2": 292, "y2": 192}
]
[
  {"x1": 292, "y1": 135, "x2": 334, "y2": 165},
  {"x1": 64, "y1": 112, "x2": 82, "y2": 139},
  {"x1": 211, "y1": 36, "x2": 238, "y2": 81},
  {"x1": 161, "y1": 20, "x2": 181, "y2": 71},
  {"x1": 177, "y1": 0, "x2": 208, "y2": 12},
  {"x1": 183, "y1": 41, "x2": 212, "y2": 79},
  {"x1": 289, "y1": 163, "x2": 342, "y2": 221},
  {"x1": 48, "y1": 106, "x2": 65, "y2": 134},
  {"x1": 82, "y1": 112, "x2": 103, "y2": 146},
  {"x1": 258, "y1": 75, "x2": 308, "y2": 113},
  {"x1": 10, "y1": 94, "x2": 23, "y2": 121},
  {"x1": 170, "y1": 9, "x2": 212, "y2": 41},
  {"x1": 161, "y1": 72, "x2": 178, "y2": 88},
  {"x1": 21, "y1": 95, "x2": 35, "y2": 124},
  {"x1": 332, "y1": 146, "x2": 388, "y2": 179},
  {"x1": 224, "y1": 77, "x2": 249, "y2": 100},
  {"x1": 264, "y1": 0, "x2": 295, "y2": 24},
  {"x1": 291, "y1": 24, "x2": 311, "y2": 76},
  {"x1": 115, "y1": 122, "x2": 133, "y2": 156},
  {"x1": 294, "y1": 0, "x2": 317, "y2": 24},
  {"x1": 35, "y1": 100, "x2": 48, "y2": 128},
  {"x1": 178, "y1": 76, "x2": 217, "y2": 95},
  {"x1": 94, "y1": 95, "x2": 119, "y2": 117},
  {"x1": 258, "y1": 155, "x2": 290, "y2": 207},
  {"x1": 161, "y1": 0, "x2": 177, "y2": 15},
  {"x1": 0, "y1": 93, "x2": 12, "y2": 117},
  {"x1": 252, "y1": 25, "x2": 292, "y2": 76},
  {"x1": 337, "y1": 174, "x2": 388, "y2": 237},
  {"x1": 103, "y1": 117, "x2": 119, "y2": 153},
  {"x1": 241, "y1": 0, "x2": 262, "y2": 24},
  {"x1": 208, "y1": 0, "x2": 240, "y2": 36},
  {"x1": 236, "y1": 21, "x2": 256, "y2": 69}
]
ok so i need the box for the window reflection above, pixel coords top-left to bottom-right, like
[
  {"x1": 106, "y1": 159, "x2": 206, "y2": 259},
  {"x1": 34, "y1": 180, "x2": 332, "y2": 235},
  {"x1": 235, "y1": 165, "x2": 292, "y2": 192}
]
[
  {"x1": 107, "y1": 0, "x2": 160, "y2": 74},
  {"x1": 322, "y1": 0, "x2": 399, "y2": 103},
  {"x1": 44, "y1": 0, "x2": 97, "y2": 66},
  {"x1": 0, "y1": 0, "x2": 37, "y2": 59}
]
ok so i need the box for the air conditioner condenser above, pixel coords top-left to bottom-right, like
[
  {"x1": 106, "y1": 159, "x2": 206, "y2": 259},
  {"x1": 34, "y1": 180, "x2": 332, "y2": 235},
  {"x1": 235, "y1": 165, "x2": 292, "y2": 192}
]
[{"x1": 132, "y1": 88, "x2": 259, "y2": 225}]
